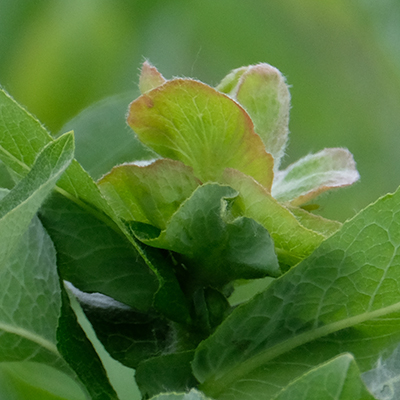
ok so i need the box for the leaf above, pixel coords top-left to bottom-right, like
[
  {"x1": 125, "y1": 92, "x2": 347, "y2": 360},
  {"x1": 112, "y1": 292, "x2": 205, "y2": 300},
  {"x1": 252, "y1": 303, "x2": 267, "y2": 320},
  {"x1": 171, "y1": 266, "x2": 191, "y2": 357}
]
[
  {"x1": 0, "y1": 89, "x2": 52, "y2": 180},
  {"x1": 98, "y1": 159, "x2": 201, "y2": 230},
  {"x1": 0, "y1": 132, "x2": 74, "y2": 266},
  {"x1": 60, "y1": 92, "x2": 156, "y2": 180},
  {"x1": 193, "y1": 184, "x2": 400, "y2": 398},
  {"x1": 149, "y1": 389, "x2": 214, "y2": 400},
  {"x1": 217, "y1": 64, "x2": 290, "y2": 170},
  {"x1": 73, "y1": 287, "x2": 170, "y2": 369},
  {"x1": 272, "y1": 148, "x2": 360, "y2": 206},
  {"x1": 139, "y1": 61, "x2": 167, "y2": 94},
  {"x1": 135, "y1": 351, "x2": 198, "y2": 398},
  {"x1": 0, "y1": 362, "x2": 87, "y2": 400},
  {"x1": 222, "y1": 169, "x2": 326, "y2": 266},
  {"x1": 39, "y1": 191, "x2": 159, "y2": 312},
  {"x1": 127, "y1": 78, "x2": 275, "y2": 190},
  {"x1": 57, "y1": 286, "x2": 119, "y2": 400},
  {"x1": 270, "y1": 354, "x2": 375, "y2": 400},
  {"x1": 134, "y1": 183, "x2": 280, "y2": 286}
]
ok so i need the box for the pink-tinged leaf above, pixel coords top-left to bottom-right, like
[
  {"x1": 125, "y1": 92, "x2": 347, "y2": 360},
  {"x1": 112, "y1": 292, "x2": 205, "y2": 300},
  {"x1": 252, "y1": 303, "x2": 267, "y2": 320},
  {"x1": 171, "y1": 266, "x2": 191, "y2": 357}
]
[
  {"x1": 217, "y1": 63, "x2": 290, "y2": 169},
  {"x1": 127, "y1": 79, "x2": 275, "y2": 190},
  {"x1": 272, "y1": 148, "x2": 360, "y2": 206},
  {"x1": 139, "y1": 61, "x2": 167, "y2": 94},
  {"x1": 98, "y1": 159, "x2": 200, "y2": 230},
  {"x1": 221, "y1": 169, "x2": 325, "y2": 266}
]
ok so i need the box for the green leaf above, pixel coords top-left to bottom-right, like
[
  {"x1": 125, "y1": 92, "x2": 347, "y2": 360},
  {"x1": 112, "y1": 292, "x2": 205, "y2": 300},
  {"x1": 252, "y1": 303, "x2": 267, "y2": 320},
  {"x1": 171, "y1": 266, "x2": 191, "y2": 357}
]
[
  {"x1": 139, "y1": 61, "x2": 167, "y2": 94},
  {"x1": 272, "y1": 148, "x2": 360, "y2": 206},
  {"x1": 0, "y1": 89, "x2": 52, "y2": 180},
  {"x1": 39, "y1": 191, "x2": 159, "y2": 312},
  {"x1": 57, "y1": 286, "x2": 119, "y2": 400},
  {"x1": 0, "y1": 362, "x2": 87, "y2": 400},
  {"x1": 74, "y1": 287, "x2": 170, "y2": 369},
  {"x1": 98, "y1": 159, "x2": 200, "y2": 230},
  {"x1": 193, "y1": 184, "x2": 400, "y2": 398},
  {"x1": 0, "y1": 132, "x2": 74, "y2": 266},
  {"x1": 222, "y1": 169, "x2": 326, "y2": 266},
  {"x1": 127, "y1": 78, "x2": 275, "y2": 190},
  {"x1": 270, "y1": 354, "x2": 375, "y2": 400},
  {"x1": 60, "y1": 92, "x2": 156, "y2": 180},
  {"x1": 135, "y1": 183, "x2": 280, "y2": 286},
  {"x1": 212, "y1": 313, "x2": 400, "y2": 400},
  {"x1": 135, "y1": 351, "x2": 198, "y2": 398},
  {"x1": 217, "y1": 64, "x2": 290, "y2": 170},
  {"x1": 149, "y1": 389, "x2": 213, "y2": 400}
]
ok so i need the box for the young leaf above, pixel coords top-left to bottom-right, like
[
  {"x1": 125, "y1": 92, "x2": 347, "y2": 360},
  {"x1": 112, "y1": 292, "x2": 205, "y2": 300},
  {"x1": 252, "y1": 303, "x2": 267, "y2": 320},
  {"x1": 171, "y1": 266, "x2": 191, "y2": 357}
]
[
  {"x1": 139, "y1": 61, "x2": 167, "y2": 94},
  {"x1": 133, "y1": 183, "x2": 280, "y2": 286},
  {"x1": 272, "y1": 148, "x2": 360, "y2": 206},
  {"x1": 270, "y1": 354, "x2": 375, "y2": 400},
  {"x1": 127, "y1": 79, "x2": 275, "y2": 190},
  {"x1": 0, "y1": 132, "x2": 74, "y2": 265},
  {"x1": 98, "y1": 159, "x2": 201, "y2": 230},
  {"x1": 222, "y1": 169, "x2": 326, "y2": 266},
  {"x1": 217, "y1": 64, "x2": 290, "y2": 170},
  {"x1": 193, "y1": 184, "x2": 400, "y2": 398}
]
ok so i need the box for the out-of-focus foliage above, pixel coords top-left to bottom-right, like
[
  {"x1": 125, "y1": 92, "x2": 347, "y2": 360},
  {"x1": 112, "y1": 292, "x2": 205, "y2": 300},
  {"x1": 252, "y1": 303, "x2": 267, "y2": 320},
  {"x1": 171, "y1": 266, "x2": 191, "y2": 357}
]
[{"x1": 1, "y1": 0, "x2": 400, "y2": 221}]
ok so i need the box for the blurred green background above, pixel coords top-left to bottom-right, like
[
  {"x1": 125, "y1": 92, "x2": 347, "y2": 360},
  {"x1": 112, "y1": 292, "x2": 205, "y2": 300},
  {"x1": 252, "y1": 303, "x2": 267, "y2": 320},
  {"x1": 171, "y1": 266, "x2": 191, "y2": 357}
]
[{"x1": 1, "y1": 0, "x2": 400, "y2": 222}]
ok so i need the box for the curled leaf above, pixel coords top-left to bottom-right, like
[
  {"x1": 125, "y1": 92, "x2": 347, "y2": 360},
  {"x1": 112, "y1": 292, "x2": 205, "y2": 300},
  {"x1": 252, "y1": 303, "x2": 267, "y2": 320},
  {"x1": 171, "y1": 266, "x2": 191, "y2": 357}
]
[
  {"x1": 218, "y1": 63, "x2": 290, "y2": 169},
  {"x1": 272, "y1": 148, "x2": 360, "y2": 206}
]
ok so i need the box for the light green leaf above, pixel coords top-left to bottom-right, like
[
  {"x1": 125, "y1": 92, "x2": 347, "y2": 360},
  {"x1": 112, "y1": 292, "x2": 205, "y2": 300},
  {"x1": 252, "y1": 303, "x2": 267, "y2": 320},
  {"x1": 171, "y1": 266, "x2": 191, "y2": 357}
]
[
  {"x1": 134, "y1": 183, "x2": 280, "y2": 286},
  {"x1": 0, "y1": 362, "x2": 87, "y2": 400},
  {"x1": 98, "y1": 159, "x2": 200, "y2": 230},
  {"x1": 0, "y1": 132, "x2": 74, "y2": 265},
  {"x1": 0, "y1": 89, "x2": 52, "y2": 180},
  {"x1": 193, "y1": 184, "x2": 400, "y2": 398},
  {"x1": 222, "y1": 169, "x2": 326, "y2": 266},
  {"x1": 270, "y1": 354, "x2": 375, "y2": 400},
  {"x1": 127, "y1": 78, "x2": 275, "y2": 190},
  {"x1": 215, "y1": 313, "x2": 400, "y2": 400},
  {"x1": 0, "y1": 216, "x2": 64, "y2": 366},
  {"x1": 139, "y1": 61, "x2": 167, "y2": 94},
  {"x1": 272, "y1": 148, "x2": 360, "y2": 206},
  {"x1": 150, "y1": 389, "x2": 213, "y2": 400},
  {"x1": 60, "y1": 92, "x2": 156, "y2": 180},
  {"x1": 218, "y1": 64, "x2": 290, "y2": 170}
]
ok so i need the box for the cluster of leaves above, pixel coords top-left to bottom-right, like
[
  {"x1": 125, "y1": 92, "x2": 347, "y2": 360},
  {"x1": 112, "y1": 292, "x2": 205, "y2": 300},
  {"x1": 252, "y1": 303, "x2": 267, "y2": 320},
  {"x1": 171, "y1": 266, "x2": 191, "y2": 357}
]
[{"x1": 0, "y1": 61, "x2": 399, "y2": 400}]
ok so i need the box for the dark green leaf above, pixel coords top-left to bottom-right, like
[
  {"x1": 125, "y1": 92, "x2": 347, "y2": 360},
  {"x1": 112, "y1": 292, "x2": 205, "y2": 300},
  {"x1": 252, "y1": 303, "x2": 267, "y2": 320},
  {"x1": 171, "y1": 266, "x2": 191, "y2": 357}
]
[
  {"x1": 136, "y1": 351, "x2": 198, "y2": 398},
  {"x1": 39, "y1": 192, "x2": 159, "y2": 312},
  {"x1": 135, "y1": 183, "x2": 280, "y2": 286},
  {"x1": 74, "y1": 288, "x2": 170, "y2": 369}
]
